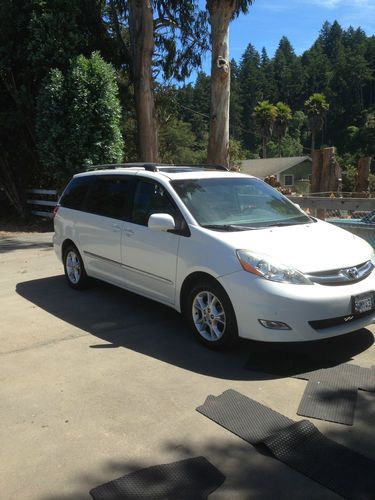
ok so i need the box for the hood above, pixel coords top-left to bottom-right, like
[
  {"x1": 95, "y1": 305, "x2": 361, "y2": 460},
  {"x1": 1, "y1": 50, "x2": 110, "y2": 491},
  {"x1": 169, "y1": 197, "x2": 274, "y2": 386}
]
[{"x1": 210, "y1": 220, "x2": 373, "y2": 273}]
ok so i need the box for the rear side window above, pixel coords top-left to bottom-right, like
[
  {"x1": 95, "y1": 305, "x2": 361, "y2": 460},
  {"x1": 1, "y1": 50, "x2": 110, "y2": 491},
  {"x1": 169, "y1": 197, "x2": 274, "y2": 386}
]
[
  {"x1": 85, "y1": 176, "x2": 129, "y2": 219},
  {"x1": 60, "y1": 176, "x2": 93, "y2": 210}
]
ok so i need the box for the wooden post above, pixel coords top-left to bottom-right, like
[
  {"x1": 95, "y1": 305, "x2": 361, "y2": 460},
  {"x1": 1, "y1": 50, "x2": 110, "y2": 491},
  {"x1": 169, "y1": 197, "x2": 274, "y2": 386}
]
[
  {"x1": 354, "y1": 157, "x2": 371, "y2": 196},
  {"x1": 311, "y1": 147, "x2": 338, "y2": 220},
  {"x1": 311, "y1": 149, "x2": 322, "y2": 194},
  {"x1": 320, "y1": 147, "x2": 339, "y2": 193}
]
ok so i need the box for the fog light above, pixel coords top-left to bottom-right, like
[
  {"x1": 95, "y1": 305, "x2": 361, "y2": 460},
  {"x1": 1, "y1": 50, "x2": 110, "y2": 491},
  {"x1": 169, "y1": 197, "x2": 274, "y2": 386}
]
[{"x1": 258, "y1": 319, "x2": 292, "y2": 330}]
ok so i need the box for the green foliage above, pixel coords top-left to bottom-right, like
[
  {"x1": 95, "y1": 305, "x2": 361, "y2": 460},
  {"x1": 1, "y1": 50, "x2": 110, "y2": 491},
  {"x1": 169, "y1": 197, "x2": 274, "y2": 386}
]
[
  {"x1": 37, "y1": 52, "x2": 124, "y2": 183},
  {"x1": 253, "y1": 100, "x2": 277, "y2": 158},
  {"x1": 267, "y1": 135, "x2": 304, "y2": 158},
  {"x1": 159, "y1": 118, "x2": 206, "y2": 164},
  {"x1": 229, "y1": 139, "x2": 251, "y2": 169}
]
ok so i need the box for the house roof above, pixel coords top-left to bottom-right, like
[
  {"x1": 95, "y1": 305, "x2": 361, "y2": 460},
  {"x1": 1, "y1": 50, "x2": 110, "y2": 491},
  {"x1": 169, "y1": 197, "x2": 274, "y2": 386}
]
[{"x1": 240, "y1": 156, "x2": 311, "y2": 179}]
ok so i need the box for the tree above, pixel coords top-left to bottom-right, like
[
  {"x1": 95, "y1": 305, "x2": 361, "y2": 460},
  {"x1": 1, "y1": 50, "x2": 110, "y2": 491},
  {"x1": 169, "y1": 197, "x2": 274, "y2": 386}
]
[
  {"x1": 273, "y1": 102, "x2": 292, "y2": 156},
  {"x1": 36, "y1": 52, "x2": 124, "y2": 183},
  {"x1": 110, "y1": 0, "x2": 209, "y2": 162},
  {"x1": 206, "y1": 0, "x2": 253, "y2": 167},
  {"x1": 128, "y1": 0, "x2": 158, "y2": 161},
  {"x1": 237, "y1": 44, "x2": 263, "y2": 150},
  {"x1": 253, "y1": 100, "x2": 277, "y2": 158},
  {"x1": 304, "y1": 93, "x2": 329, "y2": 151},
  {"x1": 273, "y1": 36, "x2": 303, "y2": 107}
]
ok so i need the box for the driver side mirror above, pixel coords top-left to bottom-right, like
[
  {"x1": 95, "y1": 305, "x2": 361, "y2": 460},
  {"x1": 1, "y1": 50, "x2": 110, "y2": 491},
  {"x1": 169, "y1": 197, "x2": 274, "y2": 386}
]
[{"x1": 148, "y1": 213, "x2": 176, "y2": 232}]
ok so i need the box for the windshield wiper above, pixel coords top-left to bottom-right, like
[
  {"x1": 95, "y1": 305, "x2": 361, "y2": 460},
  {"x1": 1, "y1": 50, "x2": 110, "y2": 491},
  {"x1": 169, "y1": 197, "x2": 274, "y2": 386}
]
[
  {"x1": 266, "y1": 219, "x2": 311, "y2": 227},
  {"x1": 202, "y1": 224, "x2": 257, "y2": 232}
]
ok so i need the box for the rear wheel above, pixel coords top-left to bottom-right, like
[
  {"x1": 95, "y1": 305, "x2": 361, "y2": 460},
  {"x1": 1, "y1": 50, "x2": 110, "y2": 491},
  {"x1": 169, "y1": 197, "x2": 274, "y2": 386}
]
[
  {"x1": 184, "y1": 279, "x2": 238, "y2": 349},
  {"x1": 63, "y1": 245, "x2": 89, "y2": 290}
]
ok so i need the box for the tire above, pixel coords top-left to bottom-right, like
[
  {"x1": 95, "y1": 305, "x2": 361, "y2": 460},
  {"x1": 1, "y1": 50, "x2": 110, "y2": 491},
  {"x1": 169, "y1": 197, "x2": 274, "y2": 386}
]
[
  {"x1": 63, "y1": 244, "x2": 89, "y2": 290},
  {"x1": 184, "y1": 278, "x2": 238, "y2": 349}
]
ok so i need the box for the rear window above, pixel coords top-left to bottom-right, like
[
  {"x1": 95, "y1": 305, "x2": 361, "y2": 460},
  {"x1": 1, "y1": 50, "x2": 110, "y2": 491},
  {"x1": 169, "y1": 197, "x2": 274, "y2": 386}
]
[{"x1": 60, "y1": 176, "x2": 93, "y2": 210}]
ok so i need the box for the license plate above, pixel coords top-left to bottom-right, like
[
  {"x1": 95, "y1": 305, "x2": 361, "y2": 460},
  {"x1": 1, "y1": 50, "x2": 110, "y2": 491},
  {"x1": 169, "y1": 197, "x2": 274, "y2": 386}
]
[{"x1": 352, "y1": 292, "x2": 375, "y2": 314}]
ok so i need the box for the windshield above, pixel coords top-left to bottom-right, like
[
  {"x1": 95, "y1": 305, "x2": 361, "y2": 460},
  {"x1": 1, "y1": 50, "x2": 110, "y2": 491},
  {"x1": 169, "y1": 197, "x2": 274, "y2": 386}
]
[{"x1": 171, "y1": 177, "x2": 311, "y2": 229}]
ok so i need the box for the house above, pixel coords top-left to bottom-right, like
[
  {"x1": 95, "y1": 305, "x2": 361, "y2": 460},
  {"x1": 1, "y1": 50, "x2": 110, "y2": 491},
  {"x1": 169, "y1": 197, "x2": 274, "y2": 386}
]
[{"x1": 240, "y1": 156, "x2": 312, "y2": 193}]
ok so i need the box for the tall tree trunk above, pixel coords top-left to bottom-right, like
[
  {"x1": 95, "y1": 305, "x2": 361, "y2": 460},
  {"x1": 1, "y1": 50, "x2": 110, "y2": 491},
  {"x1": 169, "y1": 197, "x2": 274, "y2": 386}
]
[
  {"x1": 262, "y1": 138, "x2": 267, "y2": 159},
  {"x1": 128, "y1": 0, "x2": 159, "y2": 162},
  {"x1": 207, "y1": 2, "x2": 234, "y2": 168}
]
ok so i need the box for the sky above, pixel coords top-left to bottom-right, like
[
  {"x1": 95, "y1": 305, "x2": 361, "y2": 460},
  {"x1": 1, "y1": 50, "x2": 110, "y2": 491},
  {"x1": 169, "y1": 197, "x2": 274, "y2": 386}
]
[{"x1": 194, "y1": 0, "x2": 375, "y2": 77}]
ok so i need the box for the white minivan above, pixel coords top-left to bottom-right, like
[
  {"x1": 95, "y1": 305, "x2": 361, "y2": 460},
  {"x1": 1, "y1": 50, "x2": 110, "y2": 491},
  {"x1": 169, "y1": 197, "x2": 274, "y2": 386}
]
[{"x1": 53, "y1": 164, "x2": 375, "y2": 348}]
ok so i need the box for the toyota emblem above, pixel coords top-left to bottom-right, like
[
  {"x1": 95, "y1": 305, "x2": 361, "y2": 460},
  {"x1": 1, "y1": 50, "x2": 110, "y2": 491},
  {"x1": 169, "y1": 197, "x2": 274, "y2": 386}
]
[{"x1": 345, "y1": 267, "x2": 359, "y2": 280}]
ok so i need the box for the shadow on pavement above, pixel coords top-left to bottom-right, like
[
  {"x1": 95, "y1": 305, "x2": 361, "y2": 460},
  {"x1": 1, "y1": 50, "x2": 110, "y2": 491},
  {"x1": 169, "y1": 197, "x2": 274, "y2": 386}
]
[
  {"x1": 16, "y1": 275, "x2": 374, "y2": 381},
  {"x1": 40, "y1": 438, "x2": 341, "y2": 500},
  {"x1": 0, "y1": 236, "x2": 53, "y2": 253}
]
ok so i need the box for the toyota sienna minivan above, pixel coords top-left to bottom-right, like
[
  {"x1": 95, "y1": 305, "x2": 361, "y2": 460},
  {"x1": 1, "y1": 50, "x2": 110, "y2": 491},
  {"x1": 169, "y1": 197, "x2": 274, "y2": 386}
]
[{"x1": 53, "y1": 163, "x2": 375, "y2": 348}]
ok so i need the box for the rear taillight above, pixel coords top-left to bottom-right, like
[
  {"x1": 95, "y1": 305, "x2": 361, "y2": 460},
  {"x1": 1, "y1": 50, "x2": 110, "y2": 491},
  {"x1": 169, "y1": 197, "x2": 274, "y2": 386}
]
[{"x1": 52, "y1": 205, "x2": 59, "y2": 219}]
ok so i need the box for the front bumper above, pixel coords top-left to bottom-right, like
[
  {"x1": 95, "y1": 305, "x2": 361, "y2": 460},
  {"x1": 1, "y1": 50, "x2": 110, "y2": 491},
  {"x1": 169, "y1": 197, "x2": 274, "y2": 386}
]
[{"x1": 219, "y1": 269, "x2": 375, "y2": 342}]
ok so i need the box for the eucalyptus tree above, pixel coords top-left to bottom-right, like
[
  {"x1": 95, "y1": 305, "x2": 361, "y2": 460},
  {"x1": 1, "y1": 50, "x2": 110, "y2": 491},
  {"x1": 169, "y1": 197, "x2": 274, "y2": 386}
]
[
  {"x1": 253, "y1": 100, "x2": 277, "y2": 158},
  {"x1": 108, "y1": 0, "x2": 208, "y2": 162},
  {"x1": 273, "y1": 102, "x2": 292, "y2": 156},
  {"x1": 206, "y1": 0, "x2": 254, "y2": 167},
  {"x1": 304, "y1": 93, "x2": 329, "y2": 151}
]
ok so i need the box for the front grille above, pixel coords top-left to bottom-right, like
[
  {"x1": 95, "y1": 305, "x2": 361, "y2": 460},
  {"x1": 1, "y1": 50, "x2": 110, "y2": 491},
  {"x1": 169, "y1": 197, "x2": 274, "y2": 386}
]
[
  {"x1": 306, "y1": 260, "x2": 374, "y2": 286},
  {"x1": 309, "y1": 309, "x2": 375, "y2": 330}
]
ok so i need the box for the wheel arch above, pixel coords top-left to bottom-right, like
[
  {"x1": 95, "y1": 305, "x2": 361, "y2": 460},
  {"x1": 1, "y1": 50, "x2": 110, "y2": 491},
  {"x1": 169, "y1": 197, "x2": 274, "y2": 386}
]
[
  {"x1": 179, "y1": 271, "x2": 227, "y2": 314},
  {"x1": 62, "y1": 238, "x2": 77, "y2": 259}
]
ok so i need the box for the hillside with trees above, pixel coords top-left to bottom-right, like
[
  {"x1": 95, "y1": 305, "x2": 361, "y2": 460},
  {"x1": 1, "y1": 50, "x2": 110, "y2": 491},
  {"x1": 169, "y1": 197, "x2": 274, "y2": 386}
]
[{"x1": 0, "y1": 0, "x2": 374, "y2": 216}]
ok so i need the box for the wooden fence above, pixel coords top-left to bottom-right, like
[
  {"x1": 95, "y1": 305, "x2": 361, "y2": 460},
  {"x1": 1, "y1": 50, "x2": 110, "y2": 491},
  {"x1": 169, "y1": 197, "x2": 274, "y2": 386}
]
[
  {"x1": 288, "y1": 196, "x2": 374, "y2": 215},
  {"x1": 27, "y1": 189, "x2": 58, "y2": 218}
]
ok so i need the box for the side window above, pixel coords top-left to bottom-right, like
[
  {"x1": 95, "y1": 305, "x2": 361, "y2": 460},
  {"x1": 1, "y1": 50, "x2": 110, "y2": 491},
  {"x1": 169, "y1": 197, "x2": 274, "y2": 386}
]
[
  {"x1": 60, "y1": 176, "x2": 93, "y2": 210},
  {"x1": 131, "y1": 181, "x2": 178, "y2": 227},
  {"x1": 85, "y1": 176, "x2": 129, "y2": 219}
]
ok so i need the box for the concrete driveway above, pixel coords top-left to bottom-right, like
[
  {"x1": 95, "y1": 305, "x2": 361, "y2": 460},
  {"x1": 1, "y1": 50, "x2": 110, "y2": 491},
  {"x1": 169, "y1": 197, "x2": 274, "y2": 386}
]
[{"x1": 1, "y1": 232, "x2": 375, "y2": 499}]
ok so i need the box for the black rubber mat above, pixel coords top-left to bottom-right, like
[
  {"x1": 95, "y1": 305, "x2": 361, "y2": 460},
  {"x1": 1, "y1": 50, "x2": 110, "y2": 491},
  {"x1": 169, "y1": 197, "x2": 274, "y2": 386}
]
[
  {"x1": 295, "y1": 363, "x2": 375, "y2": 425},
  {"x1": 197, "y1": 390, "x2": 375, "y2": 500},
  {"x1": 297, "y1": 376, "x2": 358, "y2": 425},
  {"x1": 89, "y1": 456, "x2": 225, "y2": 500},
  {"x1": 197, "y1": 390, "x2": 293, "y2": 444},
  {"x1": 295, "y1": 363, "x2": 375, "y2": 392},
  {"x1": 264, "y1": 420, "x2": 375, "y2": 500}
]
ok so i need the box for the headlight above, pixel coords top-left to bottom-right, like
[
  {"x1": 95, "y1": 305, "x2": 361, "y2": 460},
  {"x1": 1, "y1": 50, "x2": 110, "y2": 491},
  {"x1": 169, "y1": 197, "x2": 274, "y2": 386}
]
[{"x1": 236, "y1": 249, "x2": 313, "y2": 285}]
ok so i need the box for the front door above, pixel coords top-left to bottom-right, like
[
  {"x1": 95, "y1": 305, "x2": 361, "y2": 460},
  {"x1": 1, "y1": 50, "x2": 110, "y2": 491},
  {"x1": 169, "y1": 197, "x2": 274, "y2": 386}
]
[{"x1": 121, "y1": 179, "x2": 182, "y2": 304}]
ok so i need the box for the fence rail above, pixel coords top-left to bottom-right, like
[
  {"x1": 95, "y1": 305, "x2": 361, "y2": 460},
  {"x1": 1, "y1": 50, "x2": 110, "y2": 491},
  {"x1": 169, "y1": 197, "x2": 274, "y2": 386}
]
[
  {"x1": 287, "y1": 196, "x2": 374, "y2": 212},
  {"x1": 26, "y1": 189, "x2": 58, "y2": 218}
]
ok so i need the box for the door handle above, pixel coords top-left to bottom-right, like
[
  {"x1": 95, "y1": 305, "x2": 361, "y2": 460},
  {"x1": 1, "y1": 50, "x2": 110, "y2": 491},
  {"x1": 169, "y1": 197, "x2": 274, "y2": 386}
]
[
  {"x1": 111, "y1": 223, "x2": 120, "y2": 232},
  {"x1": 125, "y1": 228, "x2": 134, "y2": 236}
]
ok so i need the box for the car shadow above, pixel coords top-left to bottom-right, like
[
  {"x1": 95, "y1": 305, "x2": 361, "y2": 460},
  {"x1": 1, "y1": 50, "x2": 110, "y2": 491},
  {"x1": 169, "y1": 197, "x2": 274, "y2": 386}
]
[{"x1": 16, "y1": 275, "x2": 374, "y2": 381}]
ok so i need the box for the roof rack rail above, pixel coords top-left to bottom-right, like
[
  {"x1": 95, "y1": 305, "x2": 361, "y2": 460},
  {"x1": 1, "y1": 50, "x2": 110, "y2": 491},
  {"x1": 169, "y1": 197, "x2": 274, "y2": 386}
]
[
  {"x1": 85, "y1": 162, "x2": 229, "y2": 172},
  {"x1": 85, "y1": 163, "x2": 159, "y2": 172},
  {"x1": 162, "y1": 163, "x2": 229, "y2": 171}
]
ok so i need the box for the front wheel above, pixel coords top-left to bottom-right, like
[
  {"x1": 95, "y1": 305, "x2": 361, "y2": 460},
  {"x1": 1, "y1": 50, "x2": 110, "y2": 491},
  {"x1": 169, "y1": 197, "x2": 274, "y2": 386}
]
[
  {"x1": 184, "y1": 279, "x2": 238, "y2": 349},
  {"x1": 63, "y1": 245, "x2": 89, "y2": 290}
]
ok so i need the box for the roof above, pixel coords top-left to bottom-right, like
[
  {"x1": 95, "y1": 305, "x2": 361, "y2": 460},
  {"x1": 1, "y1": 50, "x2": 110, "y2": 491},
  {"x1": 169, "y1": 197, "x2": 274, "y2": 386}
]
[{"x1": 240, "y1": 156, "x2": 311, "y2": 179}]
